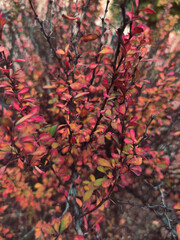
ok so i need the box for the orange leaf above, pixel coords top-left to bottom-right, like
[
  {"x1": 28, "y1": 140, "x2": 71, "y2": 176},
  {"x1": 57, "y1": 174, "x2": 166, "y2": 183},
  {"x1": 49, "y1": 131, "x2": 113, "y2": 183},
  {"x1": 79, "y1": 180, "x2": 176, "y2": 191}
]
[
  {"x1": 23, "y1": 142, "x2": 35, "y2": 153},
  {"x1": 56, "y1": 49, "x2": 65, "y2": 55},
  {"x1": 99, "y1": 47, "x2": 113, "y2": 54},
  {"x1": 173, "y1": 202, "x2": 180, "y2": 215},
  {"x1": 176, "y1": 224, "x2": 180, "y2": 239},
  {"x1": 130, "y1": 156, "x2": 142, "y2": 165},
  {"x1": 81, "y1": 33, "x2": 99, "y2": 42},
  {"x1": 76, "y1": 198, "x2": 82, "y2": 207}
]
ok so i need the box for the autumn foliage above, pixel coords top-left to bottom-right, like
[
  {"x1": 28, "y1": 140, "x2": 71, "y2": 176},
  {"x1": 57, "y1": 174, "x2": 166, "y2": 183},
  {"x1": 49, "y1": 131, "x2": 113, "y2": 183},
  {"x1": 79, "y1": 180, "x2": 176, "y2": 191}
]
[{"x1": 0, "y1": 0, "x2": 179, "y2": 239}]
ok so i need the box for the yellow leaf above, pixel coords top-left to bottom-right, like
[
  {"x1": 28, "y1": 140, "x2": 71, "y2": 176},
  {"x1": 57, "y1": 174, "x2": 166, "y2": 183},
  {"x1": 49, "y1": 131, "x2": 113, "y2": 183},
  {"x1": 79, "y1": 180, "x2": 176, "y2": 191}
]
[
  {"x1": 83, "y1": 189, "x2": 94, "y2": 201},
  {"x1": 54, "y1": 219, "x2": 61, "y2": 233},
  {"x1": 90, "y1": 174, "x2": 95, "y2": 182},
  {"x1": 60, "y1": 212, "x2": 72, "y2": 233}
]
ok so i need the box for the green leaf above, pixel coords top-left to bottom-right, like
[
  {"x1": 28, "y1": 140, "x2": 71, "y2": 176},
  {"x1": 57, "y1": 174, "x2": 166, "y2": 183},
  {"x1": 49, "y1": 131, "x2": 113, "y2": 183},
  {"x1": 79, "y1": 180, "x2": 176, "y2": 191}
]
[
  {"x1": 97, "y1": 166, "x2": 106, "y2": 173},
  {"x1": 49, "y1": 124, "x2": 57, "y2": 137},
  {"x1": 94, "y1": 178, "x2": 106, "y2": 186},
  {"x1": 60, "y1": 212, "x2": 72, "y2": 233}
]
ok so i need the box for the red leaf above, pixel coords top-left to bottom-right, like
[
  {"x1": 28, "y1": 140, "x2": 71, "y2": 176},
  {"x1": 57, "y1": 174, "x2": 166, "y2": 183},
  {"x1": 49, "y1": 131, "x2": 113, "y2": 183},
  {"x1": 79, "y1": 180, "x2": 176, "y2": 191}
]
[
  {"x1": 132, "y1": 27, "x2": 144, "y2": 35},
  {"x1": 0, "y1": 16, "x2": 6, "y2": 28},
  {"x1": 0, "y1": 68, "x2": 10, "y2": 73},
  {"x1": 140, "y1": 8, "x2": 156, "y2": 14}
]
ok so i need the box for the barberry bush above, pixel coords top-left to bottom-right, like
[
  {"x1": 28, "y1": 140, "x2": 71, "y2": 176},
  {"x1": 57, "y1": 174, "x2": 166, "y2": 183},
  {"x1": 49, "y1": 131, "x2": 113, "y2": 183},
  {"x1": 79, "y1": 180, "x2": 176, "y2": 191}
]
[{"x1": 0, "y1": 0, "x2": 179, "y2": 239}]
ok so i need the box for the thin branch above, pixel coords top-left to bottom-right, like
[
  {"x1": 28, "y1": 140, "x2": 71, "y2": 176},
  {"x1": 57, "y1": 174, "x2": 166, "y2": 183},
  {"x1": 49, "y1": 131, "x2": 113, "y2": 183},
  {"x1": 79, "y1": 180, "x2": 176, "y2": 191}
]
[{"x1": 28, "y1": 0, "x2": 62, "y2": 66}]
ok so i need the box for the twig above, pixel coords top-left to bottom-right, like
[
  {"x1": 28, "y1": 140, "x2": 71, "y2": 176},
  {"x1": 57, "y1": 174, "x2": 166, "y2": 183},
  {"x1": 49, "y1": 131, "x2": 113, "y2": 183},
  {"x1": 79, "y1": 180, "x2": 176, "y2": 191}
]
[{"x1": 28, "y1": 0, "x2": 62, "y2": 66}]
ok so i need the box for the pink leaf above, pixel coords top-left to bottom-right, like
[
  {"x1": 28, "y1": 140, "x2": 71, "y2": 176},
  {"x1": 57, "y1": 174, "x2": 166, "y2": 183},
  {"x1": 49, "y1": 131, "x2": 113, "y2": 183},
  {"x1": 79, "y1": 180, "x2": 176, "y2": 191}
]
[
  {"x1": 18, "y1": 87, "x2": 29, "y2": 95},
  {"x1": 130, "y1": 129, "x2": 136, "y2": 143},
  {"x1": 89, "y1": 63, "x2": 98, "y2": 69},
  {"x1": 130, "y1": 166, "x2": 142, "y2": 176},
  {"x1": 12, "y1": 59, "x2": 26, "y2": 63},
  {"x1": 11, "y1": 99, "x2": 20, "y2": 111},
  {"x1": 135, "y1": 0, "x2": 139, "y2": 8}
]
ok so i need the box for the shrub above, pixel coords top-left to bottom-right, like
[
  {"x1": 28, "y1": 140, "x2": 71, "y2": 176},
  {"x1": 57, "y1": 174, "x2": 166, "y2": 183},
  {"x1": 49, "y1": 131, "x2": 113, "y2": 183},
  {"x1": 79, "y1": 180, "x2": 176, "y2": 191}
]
[{"x1": 0, "y1": 0, "x2": 179, "y2": 239}]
